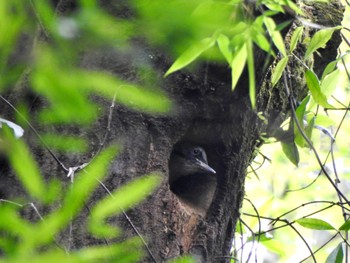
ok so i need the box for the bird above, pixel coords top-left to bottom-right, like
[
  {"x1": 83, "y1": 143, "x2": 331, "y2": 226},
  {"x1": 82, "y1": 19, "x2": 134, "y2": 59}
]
[{"x1": 168, "y1": 144, "x2": 217, "y2": 215}]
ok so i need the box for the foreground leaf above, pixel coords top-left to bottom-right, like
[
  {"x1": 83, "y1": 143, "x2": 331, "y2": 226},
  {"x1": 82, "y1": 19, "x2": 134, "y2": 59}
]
[
  {"x1": 271, "y1": 56, "x2": 288, "y2": 87},
  {"x1": 326, "y1": 243, "x2": 343, "y2": 263},
  {"x1": 89, "y1": 174, "x2": 161, "y2": 237},
  {"x1": 165, "y1": 37, "x2": 216, "y2": 76}
]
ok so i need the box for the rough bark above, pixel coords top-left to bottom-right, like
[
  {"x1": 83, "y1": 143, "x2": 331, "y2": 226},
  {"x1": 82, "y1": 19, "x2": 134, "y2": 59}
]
[{"x1": 0, "y1": 1, "x2": 344, "y2": 262}]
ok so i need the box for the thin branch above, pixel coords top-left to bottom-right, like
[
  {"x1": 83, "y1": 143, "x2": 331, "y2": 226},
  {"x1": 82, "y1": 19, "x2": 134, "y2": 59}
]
[{"x1": 282, "y1": 72, "x2": 350, "y2": 204}]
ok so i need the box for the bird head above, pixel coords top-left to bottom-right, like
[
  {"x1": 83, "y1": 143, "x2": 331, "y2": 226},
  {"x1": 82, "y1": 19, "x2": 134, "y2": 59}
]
[{"x1": 169, "y1": 144, "x2": 216, "y2": 183}]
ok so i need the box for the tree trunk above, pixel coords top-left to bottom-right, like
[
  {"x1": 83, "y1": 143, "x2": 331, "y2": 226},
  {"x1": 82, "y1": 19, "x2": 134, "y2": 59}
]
[{"x1": 0, "y1": 1, "x2": 344, "y2": 262}]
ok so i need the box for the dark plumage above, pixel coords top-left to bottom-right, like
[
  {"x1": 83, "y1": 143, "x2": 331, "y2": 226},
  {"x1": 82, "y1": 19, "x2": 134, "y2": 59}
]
[{"x1": 169, "y1": 144, "x2": 217, "y2": 215}]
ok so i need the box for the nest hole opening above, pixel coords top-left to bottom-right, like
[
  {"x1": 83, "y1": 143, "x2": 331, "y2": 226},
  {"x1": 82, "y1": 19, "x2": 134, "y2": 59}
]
[{"x1": 168, "y1": 140, "x2": 219, "y2": 215}]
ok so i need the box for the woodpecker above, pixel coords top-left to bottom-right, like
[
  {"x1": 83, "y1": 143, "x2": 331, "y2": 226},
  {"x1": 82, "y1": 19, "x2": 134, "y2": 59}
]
[
  {"x1": 169, "y1": 144, "x2": 216, "y2": 184},
  {"x1": 169, "y1": 144, "x2": 217, "y2": 215}
]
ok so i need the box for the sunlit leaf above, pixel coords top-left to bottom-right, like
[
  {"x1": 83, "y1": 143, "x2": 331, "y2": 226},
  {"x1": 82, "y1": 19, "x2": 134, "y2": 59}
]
[
  {"x1": 165, "y1": 37, "x2": 216, "y2": 76},
  {"x1": 321, "y1": 60, "x2": 337, "y2": 80},
  {"x1": 263, "y1": 16, "x2": 287, "y2": 57},
  {"x1": 289, "y1": 26, "x2": 303, "y2": 53},
  {"x1": 305, "y1": 69, "x2": 333, "y2": 108},
  {"x1": 217, "y1": 34, "x2": 232, "y2": 63},
  {"x1": 296, "y1": 218, "x2": 335, "y2": 230},
  {"x1": 281, "y1": 141, "x2": 299, "y2": 167},
  {"x1": 305, "y1": 26, "x2": 341, "y2": 60},
  {"x1": 271, "y1": 56, "x2": 288, "y2": 87},
  {"x1": 231, "y1": 43, "x2": 247, "y2": 91},
  {"x1": 320, "y1": 69, "x2": 340, "y2": 98},
  {"x1": 314, "y1": 114, "x2": 336, "y2": 127},
  {"x1": 246, "y1": 40, "x2": 256, "y2": 108},
  {"x1": 326, "y1": 243, "x2": 343, "y2": 263},
  {"x1": 295, "y1": 95, "x2": 310, "y2": 147},
  {"x1": 339, "y1": 220, "x2": 350, "y2": 231}
]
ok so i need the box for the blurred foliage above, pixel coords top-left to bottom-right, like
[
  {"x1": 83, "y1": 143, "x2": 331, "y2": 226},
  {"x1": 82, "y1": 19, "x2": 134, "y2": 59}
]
[{"x1": 1, "y1": 0, "x2": 348, "y2": 262}]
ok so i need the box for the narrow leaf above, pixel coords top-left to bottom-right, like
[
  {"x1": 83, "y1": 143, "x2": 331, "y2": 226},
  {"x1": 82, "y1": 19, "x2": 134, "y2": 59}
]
[
  {"x1": 281, "y1": 141, "x2": 299, "y2": 167},
  {"x1": 326, "y1": 243, "x2": 344, "y2": 263},
  {"x1": 89, "y1": 174, "x2": 161, "y2": 237},
  {"x1": 165, "y1": 37, "x2": 216, "y2": 76},
  {"x1": 271, "y1": 56, "x2": 288, "y2": 87},
  {"x1": 305, "y1": 69, "x2": 333, "y2": 108},
  {"x1": 305, "y1": 27, "x2": 341, "y2": 60},
  {"x1": 339, "y1": 220, "x2": 350, "y2": 231},
  {"x1": 246, "y1": 40, "x2": 256, "y2": 108},
  {"x1": 231, "y1": 43, "x2": 247, "y2": 91},
  {"x1": 296, "y1": 218, "x2": 335, "y2": 230},
  {"x1": 289, "y1": 26, "x2": 303, "y2": 53},
  {"x1": 217, "y1": 34, "x2": 232, "y2": 63},
  {"x1": 263, "y1": 16, "x2": 287, "y2": 57},
  {"x1": 321, "y1": 69, "x2": 340, "y2": 99},
  {"x1": 295, "y1": 96, "x2": 310, "y2": 147},
  {"x1": 3, "y1": 127, "x2": 45, "y2": 201}
]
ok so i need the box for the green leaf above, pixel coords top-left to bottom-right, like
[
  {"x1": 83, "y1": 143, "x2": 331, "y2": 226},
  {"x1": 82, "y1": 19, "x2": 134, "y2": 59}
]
[
  {"x1": 2, "y1": 126, "x2": 46, "y2": 201},
  {"x1": 326, "y1": 243, "x2": 343, "y2": 263},
  {"x1": 246, "y1": 40, "x2": 256, "y2": 108},
  {"x1": 339, "y1": 220, "x2": 350, "y2": 231},
  {"x1": 89, "y1": 174, "x2": 161, "y2": 237},
  {"x1": 295, "y1": 96, "x2": 310, "y2": 147},
  {"x1": 165, "y1": 37, "x2": 216, "y2": 76},
  {"x1": 296, "y1": 218, "x2": 335, "y2": 230},
  {"x1": 217, "y1": 34, "x2": 232, "y2": 63},
  {"x1": 263, "y1": 16, "x2": 287, "y2": 57},
  {"x1": 305, "y1": 69, "x2": 333, "y2": 108},
  {"x1": 321, "y1": 60, "x2": 337, "y2": 80},
  {"x1": 271, "y1": 56, "x2": 288, "y2": 87},
  {"x1": 314, "y1": 114, "x2": 336, "y2": 127},
  {"x1": 289, "y1": 26, "x2": 303, "y2": 53},
  {"x1": 85, "y1": 71, "x2": 172, "y2": 113},
  {"x1": 231, "y1": 43, "x2": 247, "y2": 91},
  {"x1": 281, "y1": 141, "x2": 299, "y2": 167},
  {"x1": 305, "y1": 27, "x2": 342, "y2": 60},
  {"x1": 27, "y1": 146, "x2": 119, "y2": 248},
  {"x1": 321, "y1": 69, "x2": 340, "y2": 98}
]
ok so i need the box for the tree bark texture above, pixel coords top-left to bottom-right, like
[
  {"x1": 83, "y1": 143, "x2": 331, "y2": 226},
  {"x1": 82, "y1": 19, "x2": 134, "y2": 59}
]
[{"x1": 0, "y1": 1, "x2": 344, "y2": 262}]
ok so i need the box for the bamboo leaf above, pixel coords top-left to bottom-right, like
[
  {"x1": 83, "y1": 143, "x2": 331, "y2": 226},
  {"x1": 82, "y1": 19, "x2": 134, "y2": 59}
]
[
  {"x1": 263, "y1": 16, "x2": 287, "y2": 57},
  {"x1": 289, "y1": 26, "x2": 303, "y2": 53},
  {"x1": 231, "y1": 43, "x2": 247, "y2": 91},
  {"x1": 305, "y1": 69, "x2": 333, "y2": 108},
  {"x1": 296, "y1": 218, "x2": 335, "y2": 230},
  {"x1": 165, "y1": 37, "x2": 216, "y2": 76},
  {"x1": 305, "y1": 26, "x2": 341, "y2": 60},
  {"x1": 281, "y1": 141, "x2": 299, "y2": 167},
  {"x1": 271, "y1": 56, "x2": 288, "y2": 87},
  {"x1": 217, "y1": 34, "x2": 232, "y2": 63},
  {"x1": 246, "y1": 40, "x2": 256, "y2": 108}
]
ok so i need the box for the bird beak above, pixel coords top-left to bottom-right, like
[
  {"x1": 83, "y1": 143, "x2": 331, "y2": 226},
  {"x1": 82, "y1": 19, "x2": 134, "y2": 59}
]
[{"x1": 195, "y1": 158, "x2": 216, "y2": 174}]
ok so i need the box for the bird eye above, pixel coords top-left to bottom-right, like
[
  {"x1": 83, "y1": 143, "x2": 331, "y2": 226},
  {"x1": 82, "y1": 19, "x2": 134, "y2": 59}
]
[{"x1": 193, "y1": 148, "x2": 200, "y2": 155}]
